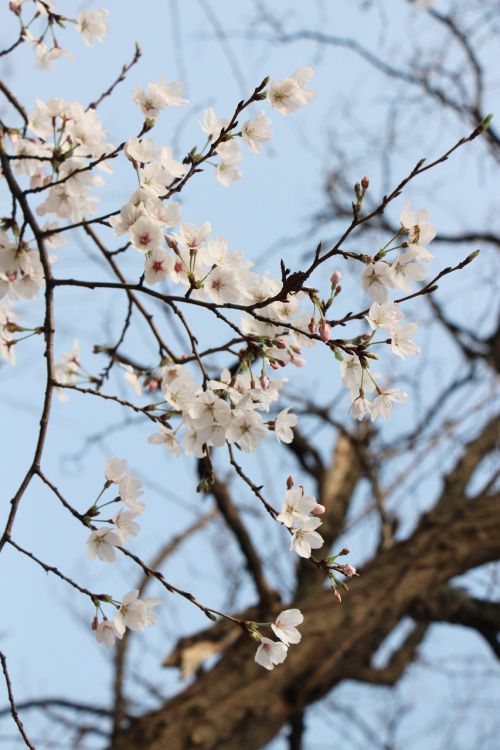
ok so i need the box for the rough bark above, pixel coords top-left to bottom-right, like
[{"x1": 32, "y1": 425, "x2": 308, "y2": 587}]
[{"x1": 110, "y1": 417, "x2": 499, "y2": 750}]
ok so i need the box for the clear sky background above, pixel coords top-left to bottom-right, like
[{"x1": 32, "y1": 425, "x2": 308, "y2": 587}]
[{"x1": 0, "y1": 1, "x2": 499, "y2": 748}]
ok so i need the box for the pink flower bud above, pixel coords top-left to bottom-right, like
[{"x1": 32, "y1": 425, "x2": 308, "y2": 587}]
[
  {"x1": 342, "y1": 564, "x2": 357, "y2": 578},
  {"x1": 144, "y1": 376, "x2": 161, "y2": 393},
  {"x1": 361, "y1": 176, "x2": 370, "y2": 190},
  {"x1": 308, "y1": 317, "x2": 317, "y2": 335},
  {"x1": 286, "y1": 475, "x2": 294, "y2": 489},
  {"x1": 290, "y1": 355, "x2": 305, "y2": 368},
  {"x1": 260, "y1": 374, "x2": 270, "y2": 390},
  {"x1": 312, "y1": 503, "x2": 326, "y2": 516},
  {"x1": 339, "y1": 547, "x2": 350, "y2": 556},
  {"x1": 332, "y1": 589, "x2": 342, "y2": 604},
  {"x1": 269, "y1": 359, "x2": 280, "y2": 370},
  {"x1": 319, "y1": 319, "x2": 331, "y2": 342},
  {"x1": 275, "y1": 339, "x2": 287, "y2": 350},
  {"x1": 330, "y1": 271, "x2": 342, "y2": 287},
  {"x1": 165, "y1": 234, "x2": 179, "y2": 252},
  {"x1": 91, "y1": 616, "x2": 98, "y2": 631}
]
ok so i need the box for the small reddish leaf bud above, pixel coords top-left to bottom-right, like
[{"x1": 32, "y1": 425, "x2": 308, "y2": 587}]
[
  {"x1": 286, "y1": 475, "x2": 294, "y2": 489},
  {"x1": 332, "y1": 588, "x2": 342, "y2": 604}
]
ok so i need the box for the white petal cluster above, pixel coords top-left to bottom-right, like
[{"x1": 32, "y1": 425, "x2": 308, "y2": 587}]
[
  {"x1": 268, "y1": 67, "x2": 315, "y2": 115},
  {"x1": 77, "y1": 10, "x2": 109, "y2": 47},
  {"x1": 94, "y1": 590, "x2": 160, "y2": 648},
  {"x1": 277, "y1": 487, "x2": 324, "y2": 559},
  {"x1": 86, "y1": 458, "x2": 145, "y2": 563},
  {"x1": 148, "y1": 365, "x2": 289, "y2": 457},
  {"x1": 361, "y1": 203, "x2": 436, "y2": 301},
  {"x1": 254, "y1": 608, "x2": 303, "y2": 670},
  {"x1": 133, "y1": 78, "x2": 188, "y2": 119}
]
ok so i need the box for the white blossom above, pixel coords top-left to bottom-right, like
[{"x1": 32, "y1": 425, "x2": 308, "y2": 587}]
[
  {"x1": 277, "y1": 488, "x2": 317, "y2": 528},
  {"x1": 290, "y1": 517, "x2": 324, "y2": 558},
  {"x1": 274, "y1": 407, "x2": 297, "y2": 444},
  {"x1": 391, "y1": 323, "x2": 420, "y2": 358},
  {"x1": 365, "y1": 301, "x2": 403, "y2": 332},
  {"x1": 371, "y1": 389, "x2": 408, "y2": 421},
  {"x1": 77, "y1": 10, "x2": 109, "y2": 47},
  {"x1": 268, "y1": 67, "x2": 315, "y2": 115},
  {"x1": 361, "y1": 261, "x2": 395, "y2": 302},
  {"x1": 86, "y1": 528, "x2": 121, "y2": 562},
  {"x1": 254, "y1": 637, "x2": 288, "y2": 670},
  {"x1": 241, "y1": 112, "x2": 272, "y2": 153},
  {"x1": 271, "y1": 609, "x2": 303, "y2": 645},
  {"x1": 95, "y1": 619, "x2": 121, "y2": 648},
  {"x1": 105, "y1": 457, "x2": 127, "y2": 483}
]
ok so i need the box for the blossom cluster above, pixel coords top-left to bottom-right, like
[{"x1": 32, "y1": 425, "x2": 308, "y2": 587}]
[
  {"x1": 277, "y1": 485, "x2": 325, "y2": 559},
  {"x1": 9, "y1": 2, "x2": 109, "y2": 68},
  {"x1": 83, "y1": 458, "x2": 159, "y2": 647},
  {"x1": 85, "y1": 458, "x2": 144, "y2": 563},
  {"x1": 253, "y1": 609, "x2": 304, "y2": 670},
  {"x1": 148, "y1": 365, "x2": 298, "y2": 457}
]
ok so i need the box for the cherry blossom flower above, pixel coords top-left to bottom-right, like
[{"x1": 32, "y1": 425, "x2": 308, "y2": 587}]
[
  {"x1": 216, "y1": 141, "x2": 243, "y2": 187},
  {"x1": 391, "y1": 257, "x2": 427, "y2": 292},
  {"x1": 400, "y1": 203, "x2": 436, "y2": 248},
  {"x1": 86, "y1": 528, "x2": 121, "y2": 562},
  {"x1": 216, "y1": 160, "x2": 243, "y2": 188},
  {"x1": 95, "y1": 619, "x2": 121, "y2": 648},
  {"x1": 177, "y1": 222, "x2": 211, "y2": 251},
  {"x1": 129, "y1": 216, "x2": 163, "y2": 253},
  {"x1": 118, "y1": 475, "x2": 145, "y2": 513},
  {"x1": 113, "y1": 509, "x2": 141, "y2": 543},
  {"x1": 365, "y1": 301, "x2": 403, "y2": 332},
  {"x1": 361, "y1": 261, "x2": 395, "y2": 302},
  {"x1": 124, "y1": 138, "x2": 160, "y2": 164},
  {"x1": 77, "y1": 10, "x2": 109, "y2": 47},
  {"x1": 342, "y1": 564, "x2": 357, "y2": 578},
  {"x1": 371, "y1": 389, "x2": 408, "y2": 421},
  {"x1": 271, "y1": 609, "x2": 303, "y2": 645},
  {"x1": 144, "y1": 248, "x2": 174, "y2": 285},
  {"x1": 204, "y1": 266, "x2": 240, "y2": 303},
  {"x1": 277, "y1": 487, "x2": 317, "y2": 527},
  {"x1": 268, "y1": 67, "x2": 315, "y2": 115},
  {"x1": 148, "y1": 427, "x2": 180, "y2": 457},
  {"x1": 114, "y1": 590, "x2": 147, "y2": 636},
  {"x1": 133, "y1": 78, "x2": 188, "y2": 119},
  {"x1": 241, "y1": 112, "x2": 272, "y2": 153},
  {"x1": 290, "y1": 517, "x2": 324, "y2": 558},
  {"x1": 274, "y1": 407, "x2": 298, "y2": 444},
  {"x1": 254, "y1": 637, "x2": 288, "y2": 670},
  {"x1": 200, "y1": 107, "x2": 229, "y2": 140},
  {"x1": 350, "y1": 396, "x2": 372, "y2": 421},
  {"x1": 391, "y1": 323, "x2": 420, "y2": 358},
  {"x1": 105, "y1": 457, "x2": 127, "y2": 483},
  {"x1": 189, "y1": 391, "x2": 231, "y2": 428},
  {"x1": 120, "y1": 363, "x2": 143, "y2": 396},
  {"x1": 226, "y1": 412, "x2": 268, "y2": 453}
]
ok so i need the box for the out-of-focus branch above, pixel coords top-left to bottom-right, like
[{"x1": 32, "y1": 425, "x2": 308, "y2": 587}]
[
  {"x1": 410, "y1": 586, "x2": 500, "y2": 658},
  {"x1": 351, "y1": 622, "x2": 428, "y2": 686}
]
